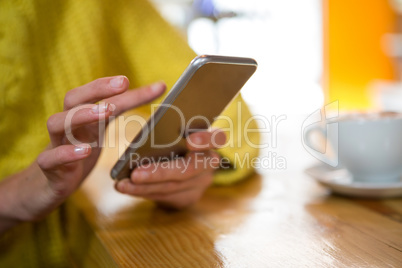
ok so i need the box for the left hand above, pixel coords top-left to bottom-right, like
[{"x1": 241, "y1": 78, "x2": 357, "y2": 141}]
[{"x1": 115, "y1": 129, "x2": 227, "y2": 209}]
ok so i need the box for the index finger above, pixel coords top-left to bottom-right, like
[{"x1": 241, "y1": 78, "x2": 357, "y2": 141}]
[
  {"x1": 105, "y1": 82, "x2": 166, "y2": 116},
  {"x1": 63, "y1": 76, "x2": 129, "y2": 110},
  {"x1": 186, "y1": 129, "x2": 226, "y2": 151}
]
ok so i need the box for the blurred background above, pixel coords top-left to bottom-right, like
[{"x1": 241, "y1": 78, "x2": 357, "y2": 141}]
[
  {"x1": 150, "y1": 0, "x2": 402, "y2": 172},
  {"x1": 151, "y1": 0, "x2": 323, "y2": 116},
  {"x1": 147, "y1": 0, "x2": 402, "y2": 174},
  {"x1": 151, "y1": 0, "x2": 402, "y2": 114}
]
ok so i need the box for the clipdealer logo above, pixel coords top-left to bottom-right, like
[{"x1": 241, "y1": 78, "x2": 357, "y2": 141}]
[{"x1": 63, "y1": 101, "x2": 289, "y2": 171}]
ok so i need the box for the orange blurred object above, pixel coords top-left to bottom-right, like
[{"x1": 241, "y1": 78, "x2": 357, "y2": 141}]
[{"x1": 323, "y1": 0, "x2": 398, "y2": 110}]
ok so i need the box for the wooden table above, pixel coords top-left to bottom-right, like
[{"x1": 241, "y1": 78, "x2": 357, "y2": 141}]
[{"x1": 66, "y1": 115, "x2": 402, "y2": 267}]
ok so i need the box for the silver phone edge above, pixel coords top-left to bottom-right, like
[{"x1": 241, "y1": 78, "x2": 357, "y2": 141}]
[{"x1": 110, "y1": 55, "x2": 257, "y2": 180}]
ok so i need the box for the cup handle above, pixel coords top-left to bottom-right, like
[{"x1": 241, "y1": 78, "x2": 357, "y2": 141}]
[{"x1": 302, "y1": 123, "x2": 338, "y2": 167}]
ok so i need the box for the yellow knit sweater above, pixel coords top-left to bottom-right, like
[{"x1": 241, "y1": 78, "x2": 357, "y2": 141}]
[{"x1": 0, "y1": 0, "x2": 259, "y2": 266}]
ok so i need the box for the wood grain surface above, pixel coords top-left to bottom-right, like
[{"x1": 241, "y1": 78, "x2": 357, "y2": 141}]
[{"x1": 67, "y1": 114, "x2": 402, "y2": 267}]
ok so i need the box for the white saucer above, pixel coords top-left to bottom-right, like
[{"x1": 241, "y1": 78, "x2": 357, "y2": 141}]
[{"x1": 305, "y1": 164, "x2": 402, "y2": 198}]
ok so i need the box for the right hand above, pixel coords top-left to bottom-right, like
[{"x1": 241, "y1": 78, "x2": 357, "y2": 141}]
[{"x1": 1, "y1": 76, "x2": 166, "y2": 223}]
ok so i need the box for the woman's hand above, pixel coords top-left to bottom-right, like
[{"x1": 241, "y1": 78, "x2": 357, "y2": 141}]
[
  {"x1": 38, "y1": 76, "x2": 165, "y2": 198},
  {"x1": 115, "y1": 129, "x2": 226, "y2": 209},
  {"x1": 0, "y1": 76, "x2": 165, "y2": 230}
]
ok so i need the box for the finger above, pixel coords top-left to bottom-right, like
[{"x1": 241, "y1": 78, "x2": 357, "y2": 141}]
[
  {"x1": 186, "y1": 128, "x2": 226, "y2": 151},
  {"x1": 116, "y1": 169, "x2": 213, "y2": 196},
  {"x1": 63, "y1": 76, "x2": 129, "y2": 110},
  {"x1": 37, "y1": 144, "x2": 91, "y2": 171},
  {"x1": 145, "y1": 173, "x2": 214, "y2": 209},
  {"x1": 105, "y1": 82, "x2": 166, "y2": 116},
  {"x1": 47, "y1": 103, "x2": 112, "y2": 138},
  {"x1": 130, "y1": 151, "x2": 220, "y2": 184}
]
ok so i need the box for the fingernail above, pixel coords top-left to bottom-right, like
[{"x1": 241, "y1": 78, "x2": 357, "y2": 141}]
[
  {"x1": 118, "y1": 182, "x2": 126, "y2": 193},
  {"x1": 134, "y1": 171, "x2": 149, "y2": 181},
  {"x1": 110, "y1": 76, "x2": 124, "y2": 88},
  {"x1": 193, "y1": 136, "x2": 203, "y2": 145},
  {"x1": 92, "y1": 103, "x2": 110, "y2": 114},
  {"x1": 151, "y1": 82, "x2": 163, "y2": 93},
  {"x1": 74, "y1": 145, "x2": 89, "y2": 155}
]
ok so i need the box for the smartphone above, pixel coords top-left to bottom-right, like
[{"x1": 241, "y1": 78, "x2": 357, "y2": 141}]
[{"x1": 111, "y1": 55, "x2": 257, "y2": 180}]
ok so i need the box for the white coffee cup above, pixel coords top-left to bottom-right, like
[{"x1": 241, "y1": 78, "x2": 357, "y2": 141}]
[{"x1": 304, "y1": 112, "x2": 402, "y2": 183}]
